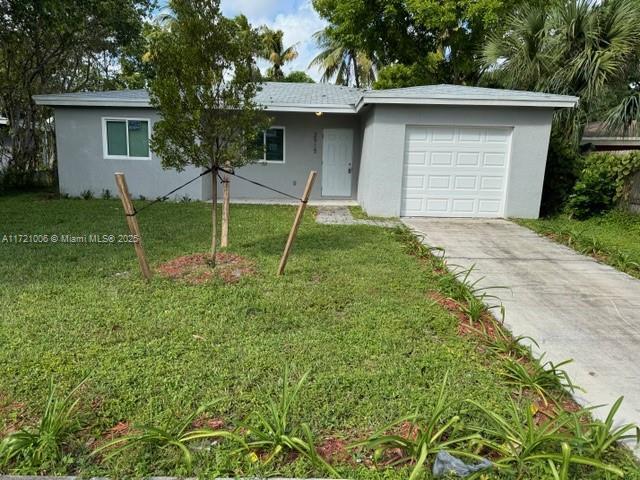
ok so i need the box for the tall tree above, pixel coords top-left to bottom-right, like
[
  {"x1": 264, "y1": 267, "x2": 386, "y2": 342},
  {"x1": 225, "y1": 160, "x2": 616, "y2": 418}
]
[
  {"x1": 259, "y1": 27, "x2": 298, "y2": 81},
  {"x1": 0, "y1": 0, "x2": 152, "y2": 183},
  {"x1": 309, "y1": 29, "x2": 377, "y2": 87},
  {"x1": 312, "y1": 0, "x2": 519, "y2": 87},
  {"x1": 148, "y1": 0, "x2": 269, "y2": 260},
  {"x1": 481, "y1": 0, "x2": 640, "y2": 142}
]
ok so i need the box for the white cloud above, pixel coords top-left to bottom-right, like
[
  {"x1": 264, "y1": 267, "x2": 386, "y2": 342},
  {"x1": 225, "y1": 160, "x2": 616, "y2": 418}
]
[{"x1": 221, "y1": 0, "x2": 327, "y2": 81}]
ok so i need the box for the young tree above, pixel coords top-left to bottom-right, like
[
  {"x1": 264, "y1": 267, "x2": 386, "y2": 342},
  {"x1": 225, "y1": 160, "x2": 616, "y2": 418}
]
[{"x1": 148, "y1": 0, "x2": 269, "y2": 261}]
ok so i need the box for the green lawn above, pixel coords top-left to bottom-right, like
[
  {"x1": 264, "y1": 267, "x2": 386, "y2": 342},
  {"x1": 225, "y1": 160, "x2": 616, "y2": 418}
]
[
  {"x1": 0, "y1": 194, "x2": 638, "y2": 478},
  {"x1": 518, "y1": 210, "x2": 640, "y2": 278}
]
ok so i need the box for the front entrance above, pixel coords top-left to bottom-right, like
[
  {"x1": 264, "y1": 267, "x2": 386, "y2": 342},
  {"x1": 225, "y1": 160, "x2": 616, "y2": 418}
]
[{"x1": 322, "y1": 128, "x2": 353, "y2": 197}]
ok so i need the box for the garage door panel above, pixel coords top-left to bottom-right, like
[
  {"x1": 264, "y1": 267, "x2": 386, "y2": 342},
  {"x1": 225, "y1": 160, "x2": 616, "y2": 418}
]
[
  {"x1": 430, "y1": 152, "x2": 453, "y2": 166},
  {"x1": 407, "y1": 151, "x2": 427, "y2": 165},
  {"x1": 456, "y1": 152, "x2": 480, "y2": 166},
  {"x1": 478, "y1": 199, "x2": 502, "y2": 214},
  {"x1": 404, "y1": 175, "x2": 425, "y2": 189},
  {"x1": 480, "y1": 176, "x2": 503, "y2": 191},
  {"x1": 425, "y1": 198, "x2": 449, "y2": 212},
  {"x1": 453, "y1": 176, "x2": 477, "y2": 190},
  {"x1": 458, "y1": 128, "x2": 483, "y2": 143},
  {"x1": 483, "y1": 153, "x2": 506, "y2": 167},
  {"x1": 402, "y1": 125, "x2": 511, "y2": 217},
  {"x1": 427, "y1": 175, "x2": 451, "y2": 189}
]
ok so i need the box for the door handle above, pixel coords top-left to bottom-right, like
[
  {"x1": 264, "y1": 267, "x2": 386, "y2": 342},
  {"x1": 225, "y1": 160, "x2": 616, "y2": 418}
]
[{"x1": 348, "y1": 168, "x2": 352, "y2": 174}]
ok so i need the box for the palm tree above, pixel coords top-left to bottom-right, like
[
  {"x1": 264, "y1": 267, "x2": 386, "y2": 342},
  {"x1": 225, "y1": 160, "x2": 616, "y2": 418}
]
[
  {"x1": 481, "y1": 0, "x2": 640, "y2": 141},
  {"x1": 309, "y1": 29, "x2": 377, "y2": 88},
  {"x1": 259, "y1": 28, "x2": 298, "y2": 81}
]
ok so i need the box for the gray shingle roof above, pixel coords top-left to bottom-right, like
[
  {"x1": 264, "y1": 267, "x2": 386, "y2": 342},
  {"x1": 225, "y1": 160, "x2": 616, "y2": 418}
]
[
  {"x1": 33, "y1": 82, "x2": 577, "y2": 111},
  {"x1": 362, "y1": 84, "x2": 576, "y2": 103}
]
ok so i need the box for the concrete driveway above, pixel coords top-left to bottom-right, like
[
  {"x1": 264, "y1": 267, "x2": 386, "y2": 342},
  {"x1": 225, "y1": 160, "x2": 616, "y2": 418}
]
[{"x1": 404, "y1": 218, "x2": 640, "y2": 451}]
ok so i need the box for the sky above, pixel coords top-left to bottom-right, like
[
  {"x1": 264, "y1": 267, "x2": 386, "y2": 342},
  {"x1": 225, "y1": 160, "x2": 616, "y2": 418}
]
[{"x1": 158, "y1": 0, "x2": 328, "y2": 81}]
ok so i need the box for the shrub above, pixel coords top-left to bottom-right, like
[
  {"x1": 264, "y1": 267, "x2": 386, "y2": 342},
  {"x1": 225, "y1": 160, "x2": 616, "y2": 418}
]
[
  {"x1": 566, "y1": 152, "x2": 640, "y2": 219},
  {"x1": 540, "y1": 135, "x2": 584, "y2": 216},
  {"x1": 0, "y1": 379, "x2": 86, "y2": 473}
]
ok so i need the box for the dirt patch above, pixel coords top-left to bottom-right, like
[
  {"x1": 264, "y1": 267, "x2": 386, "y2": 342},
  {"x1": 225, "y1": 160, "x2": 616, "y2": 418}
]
[
  {"x1": 318, "y1": 437, "x2": 352, "y2": 465},
  {"x1": 428, "y1": 292, "x2": 462, "y2": 316},
  {"x1": 192, "y1": 416, "x2": 225, "y2": 430},
  {"x1": 157, "y1": 252, "x2": 256, "y2": 284},
  {"x1": 0, "y1": 393, "x2": 28, "y2": 436}
]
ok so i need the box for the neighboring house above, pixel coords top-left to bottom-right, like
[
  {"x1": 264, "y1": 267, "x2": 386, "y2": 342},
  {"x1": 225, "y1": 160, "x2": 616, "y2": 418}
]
[
  {"x1": 581, "y1": 121, "x2": 640, "y2": 152},
  {"x1": 33, "y1": 82, "x2": 577, "y2": 218}
]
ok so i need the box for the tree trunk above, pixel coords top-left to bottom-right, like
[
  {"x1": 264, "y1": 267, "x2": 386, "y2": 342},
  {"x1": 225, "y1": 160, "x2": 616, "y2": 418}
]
[
  {"x1": 210, "y1": 166, "x2": 218, "y2": 264},
  {"x1": 221, "y1": 171, "x2": 230, "y2": 247}
]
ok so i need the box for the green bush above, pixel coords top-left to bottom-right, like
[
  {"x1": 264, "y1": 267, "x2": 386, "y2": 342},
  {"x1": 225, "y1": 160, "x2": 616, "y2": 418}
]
[
  {"x1": 566, "y1": 152, "x2": 640, "y2": 219},
  {"x1": 540, "y1": 135, "x2": 584, "y2": 216}
]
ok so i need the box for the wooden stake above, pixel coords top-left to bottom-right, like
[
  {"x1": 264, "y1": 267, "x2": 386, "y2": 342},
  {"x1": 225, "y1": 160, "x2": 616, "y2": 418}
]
[
  {"x1": 114, "y1": 172, "x2": 152, "y2": 281},
  {"x1": 211, "y1": 166, "x2": 218, "y2": 262},
  {"x1": 277, "y1": 170, "x2": 317, "y2": 276},
  {"x1": 221, "y1": 171, "x2": 230, "y2": 248}
]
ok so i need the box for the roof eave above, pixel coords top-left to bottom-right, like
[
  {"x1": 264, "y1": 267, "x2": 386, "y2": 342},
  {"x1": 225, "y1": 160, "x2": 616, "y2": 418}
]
[
  {"x1": 32, "y1": 96, "x2": 358, "y2": 113},
  {"x1": 262, "y1": 103, "x2": 356, "y2": 114},
  {"x1": 582, "y1": 136, "x2": 640, "y2": 146},
  {"x1": 33, "y1": 96, "x2": 151, "y2": 108},
  {"x1": 355, "y1": 96, "x2": 578, "y2": 111}
]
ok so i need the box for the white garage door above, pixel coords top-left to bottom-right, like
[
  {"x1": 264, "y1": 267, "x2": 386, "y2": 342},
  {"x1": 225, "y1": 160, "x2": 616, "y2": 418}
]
[{"x1": 401, "y1": 126, "x2": 512, "y2": 217}]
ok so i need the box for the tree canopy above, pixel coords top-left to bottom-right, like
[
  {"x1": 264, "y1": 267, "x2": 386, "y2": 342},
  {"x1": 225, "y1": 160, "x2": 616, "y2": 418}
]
[
  {"x1": 312, "y1": 0, "x2": 520, "y2": 87},
  {"x1": 0, "y1": 0, "x2": 152, "y2": 181},
  {"x1": 481, "y1": 0, "x2": 640, "y2": 141}
]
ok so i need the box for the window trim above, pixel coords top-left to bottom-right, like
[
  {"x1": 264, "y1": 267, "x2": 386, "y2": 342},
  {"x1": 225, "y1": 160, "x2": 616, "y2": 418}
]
[
  {"x1": 101, "y1": 117, "x2": 152, "y2": 160},
  {"x1": 257, "y1": 126, "x2": 285, "y2": 164}
]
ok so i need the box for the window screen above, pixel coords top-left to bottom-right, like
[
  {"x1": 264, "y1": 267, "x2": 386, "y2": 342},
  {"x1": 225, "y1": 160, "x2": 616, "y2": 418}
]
[
  {"x1": 128, "y1": 120, "x2": 149, "y2": 157},
  {"x1": 106, "y1": 121, "x2": 127, "y2": 156},
  {"x1": 264, "y1": 128, "x2": 284, "y2": 162}
]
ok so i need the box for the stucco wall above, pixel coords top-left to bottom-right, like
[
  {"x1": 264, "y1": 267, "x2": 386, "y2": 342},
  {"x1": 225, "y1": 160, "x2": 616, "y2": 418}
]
[
  {"x1": 201, "y1": 112, "x2": 361, "y2": 201},
  {"x1": 54, "y1": 107, "x2": 202, "y2": 200},
  {"x1": 357, "y1": 104, "x2": 554, "y2": 218},
  {"x1": 54, "y1": 107, "x2": 361, "y2": 202}
]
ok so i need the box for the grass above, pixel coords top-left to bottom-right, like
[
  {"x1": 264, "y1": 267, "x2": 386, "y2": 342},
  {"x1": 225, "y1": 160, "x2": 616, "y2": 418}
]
[
  {"x1": 517, "y1": 210, "x2": 640, "y2": 278},
  {"x1": 348, "y1": 205, "x2": 396, "y2": 221},
  {"x1": 0, "y1": 193, "x2": 638, "y2": 478}
]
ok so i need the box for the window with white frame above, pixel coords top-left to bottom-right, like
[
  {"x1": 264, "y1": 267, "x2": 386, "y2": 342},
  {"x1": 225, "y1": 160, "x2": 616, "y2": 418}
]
[
  {"x1": 256, "y1": 127, "x2": 285, "y2": 163},
  {"x1": 102, "y1": 118, "x2": 151, "y2": 159}
]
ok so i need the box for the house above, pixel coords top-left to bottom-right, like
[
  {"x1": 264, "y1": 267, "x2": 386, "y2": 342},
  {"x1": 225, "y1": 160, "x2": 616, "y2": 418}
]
[
  {"x1": 33, "y1": 82, "x2": 577, "y2": 218},
  {"x1": 581, "y1": 121, "x2": 640, "y2": 152}
]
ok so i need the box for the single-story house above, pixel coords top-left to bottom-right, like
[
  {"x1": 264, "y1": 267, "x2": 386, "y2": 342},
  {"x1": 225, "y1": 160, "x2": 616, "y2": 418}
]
[
  {"x1": 33, "y1": 82, "x2": 577, "y2": 218},
  {"x1": 581, "y1": 121, "x2": 640, "y2": 152}
]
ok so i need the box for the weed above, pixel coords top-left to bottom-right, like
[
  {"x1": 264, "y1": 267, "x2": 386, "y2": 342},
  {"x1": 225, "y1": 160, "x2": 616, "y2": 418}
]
[
  {"x1": 476, "y1": 319, "x2": 538, "y2": 359},
  {"x1": 354, "y1": 372, "x2": 481, "y2": 480},
  {"x1": 570, "y1": 397, "x2": 640, "y2": 459},
  {"x1": 80, "y1": 189, "x2": 93, "y2": 200},
  {"x1": 101, "y1": 189, "x2": 112, "y2": 200},
  {"x1": 243, "y1": 366, "x2": 338, "y2": 477},
  {"x1": 468, "y1": 400, "x2": 624, "y2": 478},
  {"x1": 502, "y1": 356, "x2": 579, "y2": 405},
  {"x1": 0, "y1": 379, "x2": 86, "y2": 472},
  {"x1": 93, "y1": 402, "x2": 241, "y2": 470}
]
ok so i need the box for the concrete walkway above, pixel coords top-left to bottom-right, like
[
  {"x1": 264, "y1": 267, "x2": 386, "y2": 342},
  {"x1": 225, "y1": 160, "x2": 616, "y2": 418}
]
[
  {"x1": 316, "y1": 206, "x2": 400, "y2": 228},
  {"x1": 404, "y1": 218, "x2": 640, "y2": 452}
]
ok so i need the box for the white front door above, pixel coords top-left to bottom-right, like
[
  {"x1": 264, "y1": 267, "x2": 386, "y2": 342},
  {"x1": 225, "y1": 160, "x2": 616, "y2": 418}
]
[
  {"x1": 322, "y1": 129, "x2": 353, "y2": 196},
  {"x1": 401, "y1": 126, "x2": 512, "y2": 217}
]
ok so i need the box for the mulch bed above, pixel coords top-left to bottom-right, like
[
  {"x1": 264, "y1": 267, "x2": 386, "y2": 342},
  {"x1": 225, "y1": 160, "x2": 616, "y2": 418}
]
[{"x1": 157, "y1": 252, "x2": 256, "y2": 285}]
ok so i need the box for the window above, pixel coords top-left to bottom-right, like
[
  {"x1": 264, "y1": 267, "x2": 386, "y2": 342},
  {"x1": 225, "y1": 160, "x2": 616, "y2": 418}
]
[
  {"x1": 256, "y1": 127, "x2": 285, "y2": 163},
  {"x1": 102, "y1": 118, "x2": 151, "y2": 159}
]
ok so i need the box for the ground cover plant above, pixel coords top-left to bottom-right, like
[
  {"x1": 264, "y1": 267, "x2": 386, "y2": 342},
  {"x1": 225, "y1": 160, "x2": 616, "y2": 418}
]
[
  {"x1": 518, "y1": 211, "x2": 640, "y2": 279},
  {"x1": 0, "y1": 193, "x2": 639, "y2": 478}
]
